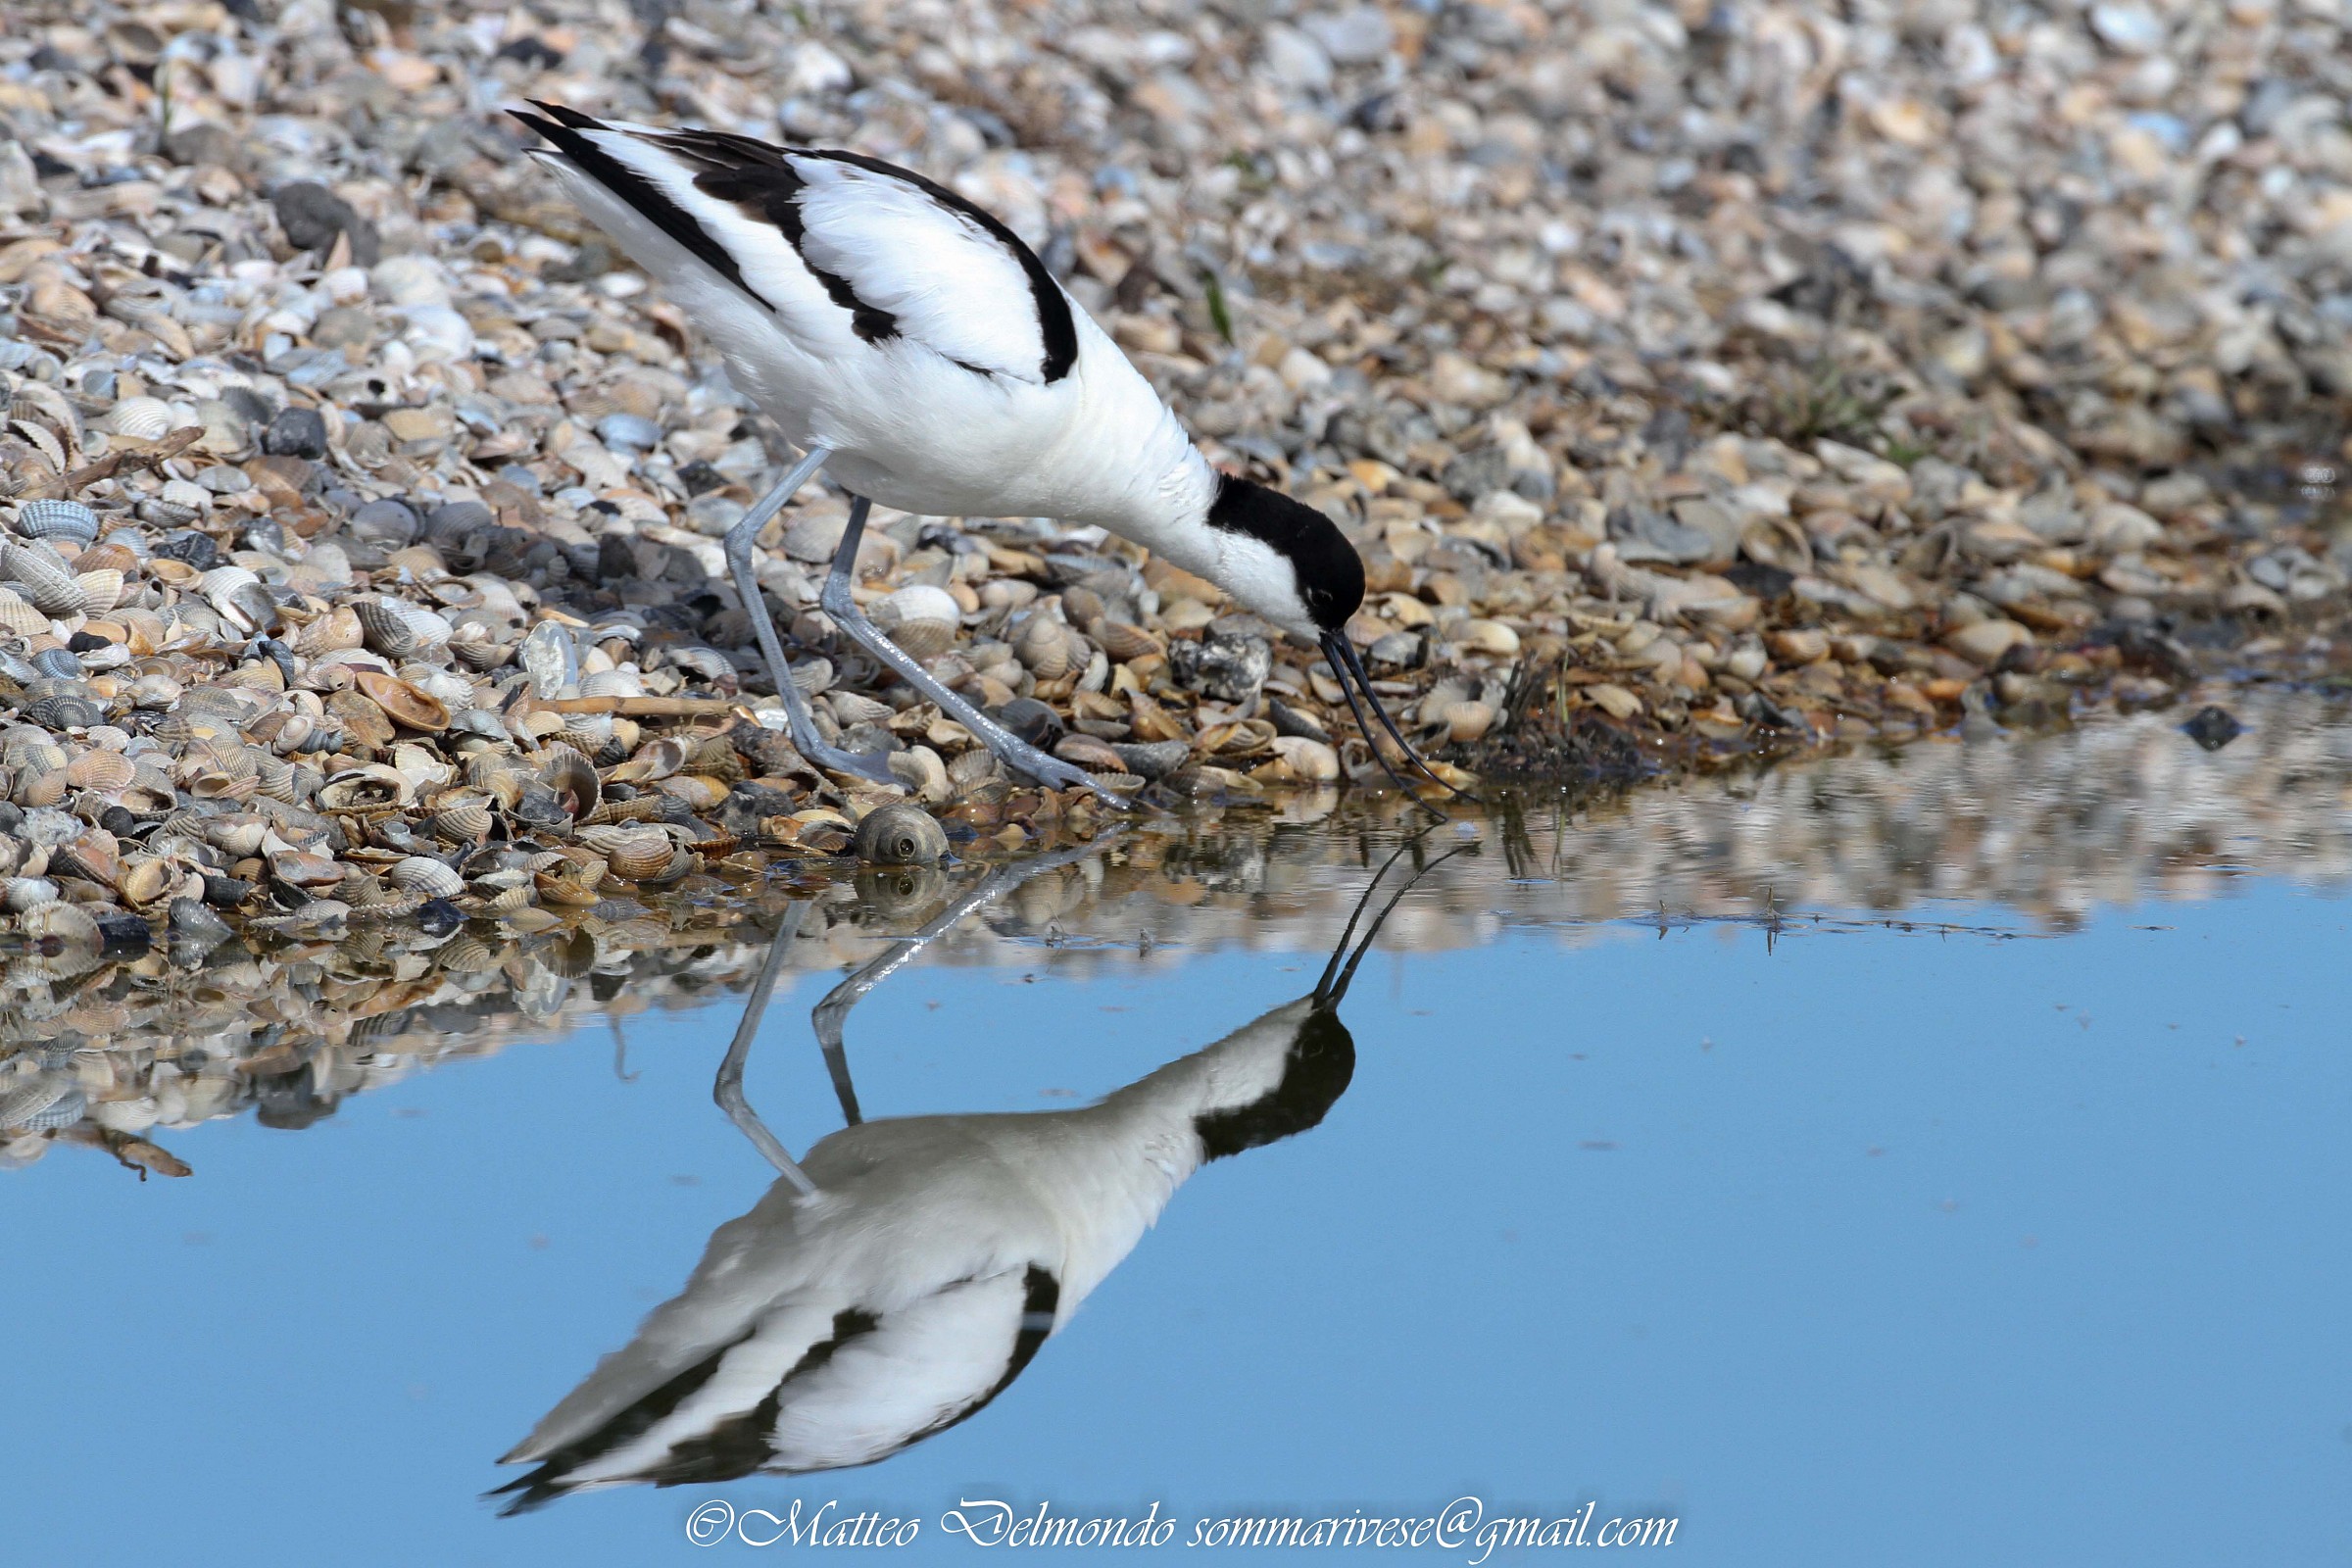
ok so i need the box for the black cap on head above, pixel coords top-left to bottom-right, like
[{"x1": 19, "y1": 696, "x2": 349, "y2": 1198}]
[{"x1": 1203, "y1": 473, "x2": 1364, "y2": 632}]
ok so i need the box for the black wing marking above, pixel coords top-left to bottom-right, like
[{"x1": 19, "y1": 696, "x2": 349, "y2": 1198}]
[
  {"x1": 649, "y1": 128, "x2": 902, "y2": 346},
  {"x1": 509, "y1": 102, "x2": 775, "y2": 313}
]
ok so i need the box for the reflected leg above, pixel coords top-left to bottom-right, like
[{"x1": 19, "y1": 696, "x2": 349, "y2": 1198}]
[{"x1": 712, "y1": 902, "x2": 818, "y2": 1197}]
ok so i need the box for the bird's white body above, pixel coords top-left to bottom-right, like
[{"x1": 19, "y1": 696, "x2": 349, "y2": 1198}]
[
  {"x1": 504, "y1": 999, "x2": 1320, "y2": 1489},
  {"x1": 529, "y1": 124, "x2": 1315, "y2": 637}
]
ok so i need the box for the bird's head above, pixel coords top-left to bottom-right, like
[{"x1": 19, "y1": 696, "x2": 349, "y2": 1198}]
[
  {"x1": 1203, "y1": 473, "x2": 1363, "y2": 642},
  {"x1": 1204, "y1": 473, "x2": 1472, "y2": 804}
]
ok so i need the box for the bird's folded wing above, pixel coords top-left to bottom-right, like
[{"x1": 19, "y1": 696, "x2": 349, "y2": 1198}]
[{"x1": 514, "y1": 105, "x2": 1073, "y2": 385}]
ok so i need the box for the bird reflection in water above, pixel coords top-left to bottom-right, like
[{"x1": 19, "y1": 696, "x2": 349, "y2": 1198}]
[{"x1": 491, "y1": 834, "x2": 1457, "y2": 1511}]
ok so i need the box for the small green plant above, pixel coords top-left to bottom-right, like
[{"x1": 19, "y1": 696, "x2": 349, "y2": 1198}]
[{"x1": 1199, "y1": 269, "x2": 1235, "y2": 346}]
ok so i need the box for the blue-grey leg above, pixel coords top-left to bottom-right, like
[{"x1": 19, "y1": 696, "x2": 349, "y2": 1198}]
[
  {"x1": 712, "y1": 901, "x2": 819, "y2": 1197},
  {"x1": 720, "y1": 445, "x2": 896, "y2": 785},
  {"x1": 810, "y1": 830, "x2": 1127, "y2": 1126},
  {"x1": 818, "y1": 497, "x2": 1133, "y2": 807}
]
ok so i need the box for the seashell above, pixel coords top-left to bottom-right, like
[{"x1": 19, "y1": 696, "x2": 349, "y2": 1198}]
[
  {"x1": 560, "y1": 712, "x2": 614, "y2": 757},
  {"x1": 12, "y1": 762, "x2": 66, "y2": 808},
  {"x1": 579, "y1": 668, "x2": 644, "y2": 701},
  {"x1": 1013, "y1": 613, "x2": 1076, "y2": 679},
  {"x1": 536, "y1": 743, "x2": 600, "y2": 819},
  {"x1": 115, "y1": 856, "x2": 173, "y2": 906},
  {"x1": 854, "y1": 802, "x2": 948, "y2": 865},
  {"x1": 827, "y1": 690, "x2": 894, "y2": 728},
  {"x1": 65, "y1": 750, "x2": 135, "y2": 793},
  {"x1": 1095, "y1": 618, "x2": 1163, "y2": 662},
  {"x1": 875, "y1": 585, "x2": 962, "y2": 660},
  {"x1": 583, "y1": 824, "x2": 674, "y2": 880},
  {"x1": 318, "y1": 764, "x2": 415, "y2": 812},
  {"x1": 449, "y1": 623, "x2": 513, "y2": 669},
  {"x1": 250, "y1": 752, "x2": 303, "y2": 802},
  {"x1": 74, "y1": 568, "x2": 125, "y2": 614},
  {"x1": 354, "y1": 669, "x2": 450, "y2": 732},
  {"x1": 887, "y1": 745, "x2": 951, "y2": 803},
  {"x1": 294, "y1": 606, "x2": 365, "y2": 657},
  {"x1": 17, "y1": 901, "x2": 101, "y2": 978},
  {"x1": 4, "y1": 876, "x2": 61, "y2": 912},
  {"x1": 184, "y1": 768, "x2": 257, "y2": 803},
  {"x1": 482, "y1": 884, "x2": 536, "y2": 914},
  {"x1": 429, "y1": 796, "x2": 494, "y2": 844},
  {"x1": 0, "y1": 588, "x2": 49, "y2": 636},
  {"x1": 790, "y1": 656, "x2": 835, "y2": 697},
  {"x1": 533, "y1": 868, "x2": 606, "y2": 907},
  {"x1": 1196, "y1": 717, "x2": 1278, "y2": 759},
  {"x1": 654, "y1": 773, "x2": 730, "y2": 811},
  {"x1": 1440, "y1": 700, "x2": 1496, "y2": 744},
  {"x1": 105, "y1": 397, "x2": 176, "y2": 440},
  {"x1": 388, "y1": 857, "x2": 465, "y2": 898},
  {"x1": 389, "y1": 742, "x2": 455, "y2": 792},
  {"x1": 1270, "y1": 734, "x2": 1342, "y2": 782},
  {"x1": 15, "y1": 499, "x2": 99, "y2": 549},
  {"x1": 159, "y1": 479, "x2": 213, "y2": 516},
  {"x1": 606, "y1": 737, "x2": 686, "y2": 785},
  {"x1": 948, "y1": 749, "x2": 1002, "y2": 788},
  {"x1": 355, "y1": 596, "x2": 423, "y2": 658},
  {"x1": 202, "y1": 813, "x2": 270, "y2": 858},
  {"x1": 30, "y1": 647, "x2": 82, "y2": 681},
  {"x1": 121, "y1": 764, "x2": 175, "y2": 814},
  {"x1": 1, "y1": 540, "x2": 89, "y2": 616},
  {"x1": 518, "y1": 620, "x2": 579, "y2": 699},
  {"x1": 74, "y1": 541, "x2": 137, "y2": 575},
  {"x1": 10, "y1": 419, "x2": 66, "y2": 474},
  {"x1": 269, "y1": 849, "x2": 345, "y2": 889},
  {"x1": 22, "y1": 695, "x2": 104, "y2": 732}
]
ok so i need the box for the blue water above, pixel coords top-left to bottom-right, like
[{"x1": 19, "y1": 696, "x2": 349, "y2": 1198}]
[{"x1": 6, "y1": 879, "x2": 2350, "y2": 1566}]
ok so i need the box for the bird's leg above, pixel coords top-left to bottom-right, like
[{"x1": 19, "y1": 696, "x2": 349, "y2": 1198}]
[
  {"x1": 811, "y1": 830, "x2": 1127, "y2": 1119},
  {"x1": 818, "y1": 497, "x2": 1133, "y2": 808},
  {"x1": 712, "y1": 902, "x2": 819, "y2": 1197},
  {"x1": 721, "y1": 445, "x2": 896, "y2": 786}
]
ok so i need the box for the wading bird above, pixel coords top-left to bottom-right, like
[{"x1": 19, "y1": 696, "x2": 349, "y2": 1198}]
[
  {"x1": 491, "y1": 836, "x2": 1455, "y2": 1507},
  {"x1": 511, "y1": 104, "x2": 1461, "y2": 805}
]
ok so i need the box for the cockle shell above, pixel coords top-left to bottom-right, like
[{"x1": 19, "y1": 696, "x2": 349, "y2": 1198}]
[
  {"x1": 874, "y1": 585, "x2": 962, "y2": 660},
  {"x1": 269, "y1": 849, "x2": 344, "y2": 888},
  {"x1": 428, "y1": 795, "x2": 494, "y2": 844},
  {"x1": 0, "y1": 588, "x2": 49, "y2": 636},
  {"x1": 355, "y1": 596, "x2": 423, "y2": 658},
  {"x1": 886, "y1": 745, "x2": 950, "y2": 803},
  {"x1": 18, "y1": 901, "x2": 102, "y2": 979},
  {"x1": 15, "y1": 499, "x2": 98, "y2": 549},
  {"x1": 64, "y1": 749, "x2": 135, "y2": 792},
  {"x1": 1, "y1": 539, "x2": 88, "y2": 616},
  {"x1": 74, "y1": 568, "x2": 125, "y2": 614},
  {"x1": 606, "y1": 737, "x2": 686, "y2": 785},
  {"x1": 388, "y1": 856, "x2": 465, "y2": 898},
  {"x1": 1094, "y1": 618, "x2": 1163, "y2": 662},
  {"x1": 104, "y1": 396, "x2": 176, "y2": 440},
  {"x1": 579, "y1": 824, "x2": 673, "y2": 879},
  {"x1": 654, "y1": 773, "x2": 729, "y2": 811}
]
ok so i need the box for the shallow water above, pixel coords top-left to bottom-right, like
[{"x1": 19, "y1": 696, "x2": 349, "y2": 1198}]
[{"x1": 6, "y1": 697, "x2": 2351, "y2": 1566}]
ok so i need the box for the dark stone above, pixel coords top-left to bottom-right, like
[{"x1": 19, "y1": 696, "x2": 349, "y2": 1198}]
[
  {"x1": 98, "y1": 806, "x2": 138, "y2": 836},
  {"x1": 2182, "y1": 705, "x2": 2243, "y2": 751},
  {"x1": 676, "y1": 460, "x2": 727, "y2": 495},
  {"x1": 496, "y1": 34, "x2": 566, "y2": 68},
  {"x1": 68, "y1": 630, "x2": 113, "y2": 653},
  {"x1": 718, "y1": 781, "x2": 798, "y2": 836},
  {"x1": 1111, "y1": 739, "x2": 1192, "y2": 781},
  {"x1": 1609, "y1": 505, "x2": 1716, "y2": 565},
  {"x1": 992, "y1": 697, "x2": 1064, "y2": 749},
  {"x1": 596, "y1": 532, "x2": 640, "y2": 583},
  {"x1": 1269, "y1": 696, "x2": 1330, "y2": 743},
  {"x1": 263, "y1": 406, "x2": 328, "y2": 460},
  {"x1": 163, "y1": 122, "x2": 241, "y2": 170},
  {"x1": 270, "y1": 180, "x2": 380, "y2": 266},
  {"x1": 414, "y1": 899, "x2": 465, "y2": 937},
  {"x1": 1169, "y1": 625, "x2": 1273, "y2": 703},
  {"x1": 1724, "y1": 560, "x2": 1794, "y2": 600},
  {"x1": 93, "y1": 911, "x2": 152, "y2": 958},
  {"x1": 154, "y1": 530, "x2": 220, "y2": 571},
  {"x1": 2111, "y1": 623, "x2": 2197, "y2": 682},
  {"x1": 203, "y1": 874, "x2": 253, "y2": 906}
]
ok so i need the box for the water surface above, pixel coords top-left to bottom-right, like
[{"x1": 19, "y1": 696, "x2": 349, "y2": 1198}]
[{"x1": 5, "y1": 697, "x2": 2350, "y2": 1566}]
